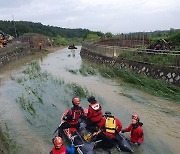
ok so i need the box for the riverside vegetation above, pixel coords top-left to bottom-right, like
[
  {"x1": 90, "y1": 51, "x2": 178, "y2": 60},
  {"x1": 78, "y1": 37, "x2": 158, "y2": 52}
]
[
  {"x1": 118, "y1": 50, "x2": 178, "y2": 67},
  {"x1": 13, "y1": 62, "x2": 91, "y2": 117},
  {"x1": 2, "y1": 61, "x2": 103, "y2": 153},
  {"x1": 68, "y1": 63, "x2": 180, "y2": 103}
]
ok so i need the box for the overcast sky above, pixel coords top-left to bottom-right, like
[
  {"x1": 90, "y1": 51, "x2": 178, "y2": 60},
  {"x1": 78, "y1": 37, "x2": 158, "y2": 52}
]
[{"x1": 0, "y1": 0, "x2": 179, "y2": 34}]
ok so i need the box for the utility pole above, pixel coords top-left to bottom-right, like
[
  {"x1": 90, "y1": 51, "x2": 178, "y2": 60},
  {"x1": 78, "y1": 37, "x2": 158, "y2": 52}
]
[
  {"x1": 12, "y1": 15, "x2": 18, "y2": 38},
  {"x1": 142, "y1": 32, "x2": 145, "y2": 46}
]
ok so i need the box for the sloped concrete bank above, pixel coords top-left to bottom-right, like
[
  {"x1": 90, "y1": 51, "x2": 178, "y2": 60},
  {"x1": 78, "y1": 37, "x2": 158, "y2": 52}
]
[
  {"x1": 0, "y1": 43, "x2": 31, "y2": 68},
  {"x1": 0, "y1": 43, "x2": 31, "y2": 154},
  {"x1": 80, "y1": 47, "x2": 180, "y2": 86}
]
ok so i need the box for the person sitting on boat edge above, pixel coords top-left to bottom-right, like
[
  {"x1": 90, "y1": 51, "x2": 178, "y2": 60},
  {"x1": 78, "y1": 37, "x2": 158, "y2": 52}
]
[
  {"x1": 95, "y1": 111, "x2": 122, "y2": 149},
  {"x1": 86, "y1": 96, "x2": 104, "y2": 130},
  {"x1": 50, "y1": 136, "x2": 75, "y2": 154},
  {"x1": 121, "y1": 114, "x2": 144, "y2": 146},
  {"x1": 58, "y1": 97, "x2": 85, "y2": 137}
]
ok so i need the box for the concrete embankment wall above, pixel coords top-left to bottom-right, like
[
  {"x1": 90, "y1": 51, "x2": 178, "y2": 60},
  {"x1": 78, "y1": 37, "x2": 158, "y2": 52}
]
[
  {"x1": 80, "y1": 46, "x2": 180, "y2": 86},
  {"x1": 0, "y1": 43, "x2": 31, "y2": 68}
]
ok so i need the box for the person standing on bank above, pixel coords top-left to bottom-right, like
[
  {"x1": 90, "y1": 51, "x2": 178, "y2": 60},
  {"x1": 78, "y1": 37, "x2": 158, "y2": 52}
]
[{"x1": 38, "y1": 42, "x2": 42, "y2": 50}]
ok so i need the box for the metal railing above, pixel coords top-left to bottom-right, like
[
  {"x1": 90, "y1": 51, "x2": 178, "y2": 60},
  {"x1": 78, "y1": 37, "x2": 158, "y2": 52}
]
[{"x1": 82, "y1": 41, "x2": 135, "y2": 57}]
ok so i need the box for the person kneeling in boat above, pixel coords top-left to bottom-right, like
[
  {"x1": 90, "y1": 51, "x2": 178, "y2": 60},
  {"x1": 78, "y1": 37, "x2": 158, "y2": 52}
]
[
  {"x1": 58, "y1": 97, "x2": 85, "y2": 137},
  {"x1": 50, "y1": 136, "x2": 75, "y2": 154},
  {"x1": 95, "y1": 111, "x2": 122, "y2": 149},
  {"x1": 86, "y1": 96, "x2": 104, "y2": 130},
  {"x1": 121, "y1": 114, "x2": 144, "y2": 146}
]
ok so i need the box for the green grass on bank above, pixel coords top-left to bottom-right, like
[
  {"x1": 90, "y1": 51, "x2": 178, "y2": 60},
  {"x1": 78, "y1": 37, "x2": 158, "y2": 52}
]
[
  {"x1": 0, "y1": 123, "x2": 19, "y2": 154},
  {"x1": 118, "y1": 50, "x2": 177, "y2": 67},
  {"x1": 71, "y1": 62, "x2": 180, "y2": 103},
  {"x1": 100, "y1": 66, "x2": 180, "y2": 103},
  {"x1": 14, "y1": 62, "x2": 91, "y2": 116}
]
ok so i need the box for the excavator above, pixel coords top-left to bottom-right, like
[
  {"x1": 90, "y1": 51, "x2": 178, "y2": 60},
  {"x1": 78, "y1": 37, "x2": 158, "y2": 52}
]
[{"x1": 0, "y1": 31, "x2": 8, "y2": 48}]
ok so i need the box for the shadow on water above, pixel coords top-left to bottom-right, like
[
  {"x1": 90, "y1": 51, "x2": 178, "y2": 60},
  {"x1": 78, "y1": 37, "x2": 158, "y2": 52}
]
[{"x1": 0, "y1": 47, "x2": 179, "y2": 154}]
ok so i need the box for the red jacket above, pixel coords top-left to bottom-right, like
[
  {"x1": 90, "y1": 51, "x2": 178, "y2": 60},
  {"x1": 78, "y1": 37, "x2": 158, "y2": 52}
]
[
  {"x1": 50, "y1": 145, "x2": 67, "y2": 154},
  {"x1": 124, "y1": 123, "x2": 144, "y2": 144},
  {"x1": 63, "y1": 106, "x2": 84, "y2": 125},
  {"x1": 87, "y1": 102, "x2": 103, "y2": 124},
  {"x1": 102, "y1": 117, "x2": 122, "y2": 138}
]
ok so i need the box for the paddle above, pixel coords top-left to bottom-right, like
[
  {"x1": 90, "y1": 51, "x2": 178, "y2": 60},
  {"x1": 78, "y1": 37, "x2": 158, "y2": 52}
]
[{"x1": 53, "y1": 122, "x2": 64, "y2": 135}]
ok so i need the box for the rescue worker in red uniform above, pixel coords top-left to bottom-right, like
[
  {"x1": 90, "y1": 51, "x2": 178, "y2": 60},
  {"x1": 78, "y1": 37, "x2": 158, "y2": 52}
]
[
  {"x1": 50, "y1": 136, "x2": 75, "y2": 154},
  {"x1": 121, "y1": 114, "x2": 144, "y2": 146},
  {"x1": 95, "y1": 111, "x2": 122, "y2": 150},
  {"x1": 87, "y1": 96, "x2": 104, "y2": 129},
  {"x1": 58, "y1": 97, "x2": 84, "y2": 137}
]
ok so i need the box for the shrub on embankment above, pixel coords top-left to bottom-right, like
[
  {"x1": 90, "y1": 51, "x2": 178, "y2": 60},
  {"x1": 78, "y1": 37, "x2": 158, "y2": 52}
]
[
  {"x1": 100, "y1": 66, "x2": 180, "y2": 102},
  {"x1": 76, "y1": 62, "x2": 180, "y2": 102},
  {"x1": 150, "y1": 30, "x2": 180, "y2": 50},
  {"x1": 0, "y1": 123, "x2": 18, "y2": 154},
  {"x1": 0, "y1": 33, "x2": 52, "y2": 68},
  {"x1": 0, "y1": 42, "x2": 31, "y2": 68},
  {"x1": 118, "y1": 50, "x2": 178, "y2": 67},
  {"x1": 80, "y1": 48, "x2": 180, "y2": 103}
]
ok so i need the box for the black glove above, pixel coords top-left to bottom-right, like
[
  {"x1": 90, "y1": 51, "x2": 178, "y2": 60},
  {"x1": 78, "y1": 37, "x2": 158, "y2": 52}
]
[
  {"x1": 64, "y1": 114, "x2": 72, "y2": 121},
  {"x1": 80, "y1": 114, "x2": 87, "y2": 120},
  {"x1": 121, "y1": 129, "x2": 125, "y2": 133}
]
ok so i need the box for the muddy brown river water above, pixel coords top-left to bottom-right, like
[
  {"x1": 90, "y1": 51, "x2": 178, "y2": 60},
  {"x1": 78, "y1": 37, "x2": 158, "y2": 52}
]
[{"x1": 0, "y1": 47, "x2": 179, "y2": 154}]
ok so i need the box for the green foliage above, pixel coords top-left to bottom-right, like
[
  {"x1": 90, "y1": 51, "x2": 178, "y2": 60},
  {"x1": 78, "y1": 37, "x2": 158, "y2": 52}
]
[
  {"x1": 52, "y1": 35, "x2": 68, "y2": 46},
  {"x1": 52, "y1": 36, "x2": 83, "y2": 46},
  {"x1": 118, "y1": 50, "x2": 134, "y2": 59},
  {"x1": 145, "y1": 54, "x2": 175, "y2": 66},
  {"x1": 118, "y1": 50, "x2": 176, "y2": 66},
  {"x1": 167, "y1": 31, "x2": 180, "y2": 46},
  {"x1": 52, "y1": 76, "x2": 65, "y2": 85},
  {"x1": 174, "y1": 46, "x2": 180, "y2": 51},
  {"x1": 149, "y1": 29, "x2": 180, "y2": 50},
  {"x1": 98, "y1": 66, "x2": 180, "y2": 102},
  {"x1": 68, "y1": 64, "x2": 97, "y2": 76},
  {"x1": 16, "y1": 95, "x2": 36, "y2": 116},
  {"x1": 85, "y1": 34, "x2": 100, "y2": 42},
  {"x1": 80, "y1": 61, "x2": 180, "y2": 102},
  {"x1": 0, "y1": 20, "x2": 104, "y2": 39},
  {"x1": 99, "y1": 67, "x2": 116, "y2": 78},
  {"x1": 79, "y1": 64, "x2": 97, "y2": 76},
  {"x1": 68, "y1": 69, "x2": 78, "y2": 74},
  {"x1": 22, "y1": 62, "x2": 49, "y2": 80},
  {"x1": 3, "y1": 123, "x2": 19, "y2": 154},
  {"x1": 105, "y1": 32, "x2": 113, "y2": 38},
  {"x1": 66, "y1": 83, "x2": 89, "y2": 98}
]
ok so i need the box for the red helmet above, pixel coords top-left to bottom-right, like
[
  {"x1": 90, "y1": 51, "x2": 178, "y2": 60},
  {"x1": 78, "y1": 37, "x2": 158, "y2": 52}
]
[
  {"x1": 72, "y1": 97, "x2": 80, "y2": 105},
  {"x1": 132, "y1": 114, "x2": 140, "y2": 121},
  {"x1": 54, "y1": 136, "x2": 63, "y2": 148}
]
